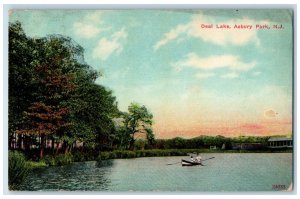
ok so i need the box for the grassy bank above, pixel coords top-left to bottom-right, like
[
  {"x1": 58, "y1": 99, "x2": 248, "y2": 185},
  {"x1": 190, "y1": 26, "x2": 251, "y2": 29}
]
[
  {"x1": 27, "y1": 161, "x2": 48, "y2": 169},
  {"x1": 98, "y1": 148, "x2": 293, "y2": 160}
]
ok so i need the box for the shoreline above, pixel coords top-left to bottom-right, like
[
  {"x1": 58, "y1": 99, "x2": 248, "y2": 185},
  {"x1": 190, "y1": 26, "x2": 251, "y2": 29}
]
[
  {"x1": 98, "y1": 148, "x2": 293, "y2": 160},
  {"x1": 23, "y1": 148, "x2": 292, "y2": 169}
]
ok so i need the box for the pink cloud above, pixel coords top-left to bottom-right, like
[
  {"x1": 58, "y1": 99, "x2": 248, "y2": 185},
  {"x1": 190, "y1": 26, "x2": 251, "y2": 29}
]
[{"x1": 155, "y1": 120, "x2": 292, "y2": 139}]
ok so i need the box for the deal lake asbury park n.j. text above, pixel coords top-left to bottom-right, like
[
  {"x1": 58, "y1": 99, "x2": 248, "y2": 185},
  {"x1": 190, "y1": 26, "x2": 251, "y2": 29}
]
[{"x1": 200, "y1": 23, "x2": 284, "y2": 30}]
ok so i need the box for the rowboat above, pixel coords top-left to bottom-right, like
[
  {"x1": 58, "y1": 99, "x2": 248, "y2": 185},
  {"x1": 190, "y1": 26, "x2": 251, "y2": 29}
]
[{"x1": 181, "y1": 159, "x2": 204, "y2": 166}]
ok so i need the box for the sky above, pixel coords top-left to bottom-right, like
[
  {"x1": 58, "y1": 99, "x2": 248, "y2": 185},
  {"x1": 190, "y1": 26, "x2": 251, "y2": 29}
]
[{"x1": 9, "y1": 9, "x2": 293, "y2": 138}]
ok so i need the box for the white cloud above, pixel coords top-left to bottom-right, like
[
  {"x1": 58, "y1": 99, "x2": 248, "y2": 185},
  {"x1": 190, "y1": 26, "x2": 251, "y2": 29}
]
[
  {"x1": 221, "y1": 72, "x2": 239, "y2": 79},
  {"x1": 92, "y1": 28, "x2": 127, "y2": 60},
  {"x1": 172, "y1": 53, "x2": 256, "y2": 72},
  {"x1": 73, "y1": 12, "x2": 108, "y2": 38},
  {"x1": 74, "y1": 23, "x2": 102, "y2": 38},
  {"x1": 93, "y1": 38, "x2": 122, "y2": 60},
  {"x1": 195, "y1": 72, "x2": 216, "y2": 79},
  {"x1": 154, "y1": 24, "x2": 188, "y2": 50},
  {"x1": 154, "y1": 13, "x2": 269, "y2": 50}
]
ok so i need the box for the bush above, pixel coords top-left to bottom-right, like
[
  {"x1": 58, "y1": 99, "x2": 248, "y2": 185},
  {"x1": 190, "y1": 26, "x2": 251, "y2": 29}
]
[
  {"x1": 72, "y1": 151, "x2": 86, "y2": 162},
  {"x1": 43, "y1": 153, "x2": 73, "y2": 166},
  {"x1": 54, "y1": 153, "x2": 73, "y2": 166},
  {"x1": 122, "y1": 151, "x2": 136, "y2": 158},
  {"x1": 43, "y1": 155, "x2": 56, "y2": 166},
  {"x1": 27, "y1": 161, "x2": 48, "y2": 169},
  {"x1": 9, "y1": 151, "x2": 30, "y2": 190},
  {"x1": 134, "y1": 140, "x2": 146, "y2": 150},
  {"x1": 98, "y1": 152, "x2": 111, "y2": 160},
  {"x1": 98, "y1": 149, "x2": 207, "y2": 160}
]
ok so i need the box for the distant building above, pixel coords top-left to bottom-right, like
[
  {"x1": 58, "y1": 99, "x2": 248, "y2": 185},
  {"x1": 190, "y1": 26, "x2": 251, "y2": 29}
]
[{"x1": 268, "y1": 137, "x2": 293, "y2": 148}]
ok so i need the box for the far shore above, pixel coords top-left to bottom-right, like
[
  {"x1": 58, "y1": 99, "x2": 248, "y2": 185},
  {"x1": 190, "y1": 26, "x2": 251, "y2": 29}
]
[{"x1": 97, "y1": 148, "x2": 293, "y2": 160}]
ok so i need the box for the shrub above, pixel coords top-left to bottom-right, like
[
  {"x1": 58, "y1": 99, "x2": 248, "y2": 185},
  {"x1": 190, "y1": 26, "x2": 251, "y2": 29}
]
[
  {"x1": 98, "y1": 152, "x2": 111, "y2": 160},
  {"x1": 122, "y1": 151, "x2": 136, "y2": 158},
  {"x1": 54, "y1": 153, "x2": 73, "y2": 166},
  {"x1": 43, "y1": 155, "x2": 56, "y2": 166},
  {"x1": 113, "y1": 150, "x2": 124, "y2": 158},
  {"x1": 8, "y1": 151, "x2": 30, "y2": 190},
  {"x1": 135, "y1": 150, "x2": 145, "y2": 157},
  {"x1": 72, "y1": 151, "x2": 86, "y2": 162},
  {"x1": 134, "y1": 140, "x2": 146, "y2": 150},
  {"x1": 43, "y1": 153, "x2": 73, "y2": 166},
  {"x1": 27, "y1": 161, "x2": 47, "y2": 169}
]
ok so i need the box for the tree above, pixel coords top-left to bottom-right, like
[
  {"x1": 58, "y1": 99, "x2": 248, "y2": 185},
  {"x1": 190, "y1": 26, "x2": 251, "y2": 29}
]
[
  {"x1": 121, "y1": 103, "x2": 154, "y2": 150},
  {"x1": 9, "y1": 21, "x2": 121, "y2": 158},
  {"x1": 8, "y1": 21, "x2": 37, "y2": 150},
  {"x1": 16, "y1": 43, "x2": 76, "y2": 159},
  {"x1": 67, "y1": 81, "x2": 119, "y2": 151}
]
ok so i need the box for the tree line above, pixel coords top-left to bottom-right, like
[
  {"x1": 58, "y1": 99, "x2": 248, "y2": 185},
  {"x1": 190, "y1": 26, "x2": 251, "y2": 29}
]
[
  {"x1": 9, "y1": 22, "x2": 154, "y2": 159},
  {"x1": 133, "y1": 135, "x2": 271, "y2": 150}
]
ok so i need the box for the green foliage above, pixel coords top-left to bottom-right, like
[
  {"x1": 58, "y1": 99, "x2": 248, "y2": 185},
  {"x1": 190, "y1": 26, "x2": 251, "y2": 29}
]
[
  {"x1": 9, "y1": 151, "x2": 30, "y2": 190},
  {"x1": 99, "y1": 149, "x2": 201, "y2": 160},
  {"x1": 72, "y1": 151, "x2": 86, "y2": 162},
  {"x1": 151, "y1": 135, "x2": 271, "y2": 150},
  {"x1": 72, "y1": 150, "x2": 97, "y2": 162},
  {"x1": 9, "y1": 21, "x2": 120, "y2": 157},
  {"x1": 134, "y1": 139, "x2": 146, "y2": 150},
  {"x1": 122, "y1": 151, "x2": 136, "y2": 158},
  {"x1": 98, "y1": 152, "x2": 113, "y2": 160},
  {"x1": 43, "y1": 154, "x2": 73, "y2": 166},
  {"x1": 43, "y1": 155, "x2": 56, "y2": 166},
  {"x1": 54, "y1": 153, "x2": 74, "y2": 166},
  {"x1": 118, "y1": 103, "x2": 154, "y2": 150},
  {"x1": 27, "y1": 161, "x2": 48, "y2": 169}
]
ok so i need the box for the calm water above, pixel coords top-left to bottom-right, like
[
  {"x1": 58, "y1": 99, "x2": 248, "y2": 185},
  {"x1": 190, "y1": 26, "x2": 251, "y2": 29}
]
[{"x1": 18, "y1": 153, "x2": 292, "y2": 192}]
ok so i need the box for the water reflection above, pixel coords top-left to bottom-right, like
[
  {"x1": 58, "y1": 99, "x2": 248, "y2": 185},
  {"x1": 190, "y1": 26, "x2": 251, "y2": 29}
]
[
  {"x1": 18, "y1": 161, "x2": 113, "y2": 191},
  {"x1": 17, "y1": 154, "x2": 292, "y2": 191}
]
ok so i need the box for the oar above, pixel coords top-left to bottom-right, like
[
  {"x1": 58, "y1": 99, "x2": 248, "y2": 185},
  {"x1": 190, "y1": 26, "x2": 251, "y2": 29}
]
[
  {"x1": 193, "y1": 157, "x2": 215, "y2": 166},
  {"x1": 202, "y1": 157, "x2": 215, "y2": 162},
  {"x1": 199, "y1": 157, "x2": 214, "y2": 166},
  {"x1": 166, "y1": 161, "x2": 181, "y2": 165}
]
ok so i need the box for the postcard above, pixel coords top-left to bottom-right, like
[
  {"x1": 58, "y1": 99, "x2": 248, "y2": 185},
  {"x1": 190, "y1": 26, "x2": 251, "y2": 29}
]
[{"x1": 7, "y1": 8, "x2": 293, "y2": 192}]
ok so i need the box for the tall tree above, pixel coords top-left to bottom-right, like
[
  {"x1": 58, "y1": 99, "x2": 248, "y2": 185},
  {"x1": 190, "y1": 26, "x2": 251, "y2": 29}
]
[
  {"x1": 9, "y1": 21, "x2": 121, "y2": 157},
  {"x1": 67, "y1": 79, "x2": 119, "y2": 151},
  {"x1": 8, "y1": 21, "x2": 37, "y2": 149},
  {"x1": 122, "y1": 103, "x2": 154, "y2": 150},
  {"x1": 16, "y1": 44, "x2": 76, "y2": 159},
  {"x1": 10, "y1": 22, "x2": 84, "y2": 157}
]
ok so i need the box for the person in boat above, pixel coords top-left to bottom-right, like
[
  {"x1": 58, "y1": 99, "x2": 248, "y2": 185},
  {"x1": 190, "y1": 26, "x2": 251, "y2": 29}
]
[
  {"x1": 195, "y1": 155, "x2": 202, "y2": 164},
  {"x1": 190, "y1": 155, "x2": 194, "y2": 162}
]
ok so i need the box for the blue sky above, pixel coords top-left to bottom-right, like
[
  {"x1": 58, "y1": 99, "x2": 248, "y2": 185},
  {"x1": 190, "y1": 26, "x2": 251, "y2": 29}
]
[{"x1": 10, "y1": 9, "x2": 293, "y2": 138}]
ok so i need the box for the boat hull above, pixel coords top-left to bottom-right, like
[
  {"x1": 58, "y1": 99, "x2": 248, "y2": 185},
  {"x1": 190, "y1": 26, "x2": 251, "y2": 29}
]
[{"x1": 181, "y1": 159, "x2": 204, "y2": 166}]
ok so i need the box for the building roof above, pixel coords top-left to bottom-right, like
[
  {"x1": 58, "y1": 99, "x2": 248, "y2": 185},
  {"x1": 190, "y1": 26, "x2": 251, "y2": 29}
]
[{"x1": 268, "y1": 137, "x2": 292, "y2": 142}]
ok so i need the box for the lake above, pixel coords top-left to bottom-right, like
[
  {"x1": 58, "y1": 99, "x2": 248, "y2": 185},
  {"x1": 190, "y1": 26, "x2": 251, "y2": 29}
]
[{"x1": 18, "y1": 153, "x2": 293, "y2": 192}]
